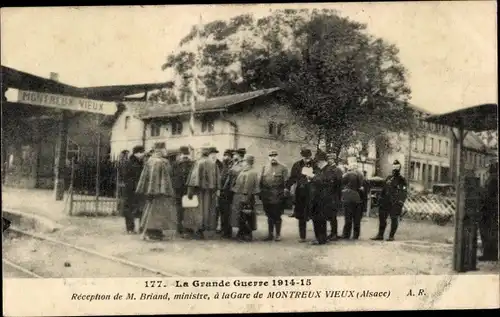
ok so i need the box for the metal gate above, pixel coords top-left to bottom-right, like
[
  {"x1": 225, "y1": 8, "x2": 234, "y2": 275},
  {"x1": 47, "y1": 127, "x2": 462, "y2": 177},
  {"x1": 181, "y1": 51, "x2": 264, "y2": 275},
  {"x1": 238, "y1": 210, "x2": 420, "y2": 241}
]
[{"x1": 66, "y1": 147, "x2": 121, "y2": 216}]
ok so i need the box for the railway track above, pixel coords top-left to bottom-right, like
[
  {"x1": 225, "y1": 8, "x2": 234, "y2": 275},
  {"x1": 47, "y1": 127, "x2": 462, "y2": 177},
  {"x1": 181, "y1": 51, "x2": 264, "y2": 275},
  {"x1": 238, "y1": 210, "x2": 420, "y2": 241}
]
[{"x1": 3, "y1": 226, "x2": 178, "y2": 278}]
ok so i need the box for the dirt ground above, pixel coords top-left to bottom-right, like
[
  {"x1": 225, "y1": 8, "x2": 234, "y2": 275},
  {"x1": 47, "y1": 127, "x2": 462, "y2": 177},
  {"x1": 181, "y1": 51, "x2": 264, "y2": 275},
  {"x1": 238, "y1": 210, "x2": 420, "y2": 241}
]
[
  {"x1": 38, "y1": 213, "x2": 490, "y2": 277},
  {"x1": 3, "y1": 188, "x2": 498, "y2": 277}
]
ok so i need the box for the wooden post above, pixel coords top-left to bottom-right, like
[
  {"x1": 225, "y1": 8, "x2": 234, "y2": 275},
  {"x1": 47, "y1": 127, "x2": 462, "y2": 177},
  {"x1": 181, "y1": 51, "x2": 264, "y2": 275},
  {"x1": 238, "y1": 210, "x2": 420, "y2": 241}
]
[
  {"x1": 453, "y1": 125, "x2": 466, "y2": 272},
  {"x1": 366, "y1": 189, "x2": 372, "y2": 217},
  {"x1": 68, "y1": 158, "x2": 75, "y2": 216},
  {"x1": 95, "y1": 116, "x2": 101, "y2": 215},
  {"x1": 54, "y1": 111, "x2": 69, "y2": 201}
]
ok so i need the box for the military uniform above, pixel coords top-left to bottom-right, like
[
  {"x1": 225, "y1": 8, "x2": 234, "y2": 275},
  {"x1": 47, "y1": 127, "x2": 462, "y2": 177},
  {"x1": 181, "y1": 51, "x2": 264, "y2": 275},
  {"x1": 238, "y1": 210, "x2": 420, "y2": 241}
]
[
  {"x1": 341, "y1": 169, "x2": 364, "y2": 239},
  {"x1": 373, "y1": 160, "x2": 408, "y2": 241},
  {"x1": 222, "y1": 148, "x2": 247, "y2": 238},
  {"x1": 260, "y1": 150, "x2": 289, "y2": 241}
]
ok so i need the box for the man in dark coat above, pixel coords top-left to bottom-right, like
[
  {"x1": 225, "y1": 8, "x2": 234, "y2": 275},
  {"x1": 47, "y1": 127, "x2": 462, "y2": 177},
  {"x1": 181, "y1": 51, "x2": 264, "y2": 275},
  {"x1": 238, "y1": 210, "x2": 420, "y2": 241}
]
[
  {"x1": 286, "y1": 148, "x2": 316, "y2": 242},
  {"x1": 222, "y1": 148, "x2": 247, "y2": 238},
  {"x1": 479, "y1": 162, "x2": 498, "y2": 261},
  {"x1": 172, "y1": 146, "x2": 194, "y2": 235},
  {"x1": 360, "y1": 170, "x2": 370, "y2": 217},
  {"x1": 341, "y1": 163, "x2": 364, "y2": 239},
  {"x1": 122, "y1": 146, "x2": 145, "y2": 234},
  {"x1": 218, "y1": 149, "x2": 234, "y2": 238},
  {"x1": 260, "y1": 150, "x2": 289, "y2": 242},
  {"x1": 326, "y1": 153, "x2": 344, "y2": 241},
  {"x1": 309, "y1": 150, "x2": 337, "y2": 245},
  {"x1": 371, "y1": 160, "x2": 408, "y2": 241}
]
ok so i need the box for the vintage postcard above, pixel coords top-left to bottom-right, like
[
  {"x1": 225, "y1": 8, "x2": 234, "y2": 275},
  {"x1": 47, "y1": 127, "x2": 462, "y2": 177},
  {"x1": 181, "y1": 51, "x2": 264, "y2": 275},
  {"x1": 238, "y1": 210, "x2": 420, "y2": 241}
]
[{"x1": 1, "y1": 2, "x2": 498, "y2": 316}]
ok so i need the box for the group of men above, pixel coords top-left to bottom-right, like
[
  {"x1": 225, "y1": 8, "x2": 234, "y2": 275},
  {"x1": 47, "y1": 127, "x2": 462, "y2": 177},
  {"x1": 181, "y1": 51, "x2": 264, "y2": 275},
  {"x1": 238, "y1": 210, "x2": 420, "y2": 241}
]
[
  {"x1": 285, "y1": 148, "x2": 408, "y2": 245},
  {"x1": 119, "y1": 143, "x2": 261, "y2": 241},
  {"x1": 118, "y1": 143, "x2": 411, "y2": 245}
]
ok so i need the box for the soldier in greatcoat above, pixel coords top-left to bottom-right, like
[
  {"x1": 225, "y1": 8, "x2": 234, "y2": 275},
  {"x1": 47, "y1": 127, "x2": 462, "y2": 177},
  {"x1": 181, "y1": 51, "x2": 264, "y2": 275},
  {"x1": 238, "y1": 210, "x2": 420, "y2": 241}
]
[
  {"x1": 230, "y1": 154, "x2": 260, "y2": 242},
  {"x1": 171, "y1": 146, "x2": 194, "y2": 235},
  {"x1": 259, "y1": 150, "x2": 289, "y2": 242},
  {"x1": 286, "y1": 148, "x2": 316, "y2": 242},
  {"x1": 222, "y1": 148, "x2": 247, "y2": 238},
  {"x1": 309, "y1": 150, "x2": 337, "y2": 245},
  {"x1": 371, "y1": 160, "x2": 408, "y2": 241},
  {"x1": 186, "y1": 147, "x2": 221, "y2": 239}
]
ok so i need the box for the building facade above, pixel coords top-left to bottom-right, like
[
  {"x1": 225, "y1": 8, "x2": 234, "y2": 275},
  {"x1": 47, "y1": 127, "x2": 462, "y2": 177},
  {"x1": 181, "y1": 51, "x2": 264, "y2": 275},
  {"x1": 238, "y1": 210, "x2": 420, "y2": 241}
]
[{"x1": 110, "y1": 88, "x2": 317, "y2": 170}]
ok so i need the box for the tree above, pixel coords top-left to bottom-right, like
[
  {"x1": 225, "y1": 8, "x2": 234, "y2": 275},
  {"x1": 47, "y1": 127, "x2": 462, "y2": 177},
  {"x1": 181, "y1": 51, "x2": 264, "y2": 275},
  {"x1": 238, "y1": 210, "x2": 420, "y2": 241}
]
[
  {"x1": 148, "y1": 88, "x2": 179, "y2": 104},
  {"x1": 162, "y1": 9, "x2": 423, "y2": 165}
]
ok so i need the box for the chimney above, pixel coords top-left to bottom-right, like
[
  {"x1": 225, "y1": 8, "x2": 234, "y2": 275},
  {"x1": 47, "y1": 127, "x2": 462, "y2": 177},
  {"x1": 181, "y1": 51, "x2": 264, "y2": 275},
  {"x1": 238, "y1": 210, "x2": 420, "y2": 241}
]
[{"x1": 50, "y1": 72, "x2": 59, "y2": 82}]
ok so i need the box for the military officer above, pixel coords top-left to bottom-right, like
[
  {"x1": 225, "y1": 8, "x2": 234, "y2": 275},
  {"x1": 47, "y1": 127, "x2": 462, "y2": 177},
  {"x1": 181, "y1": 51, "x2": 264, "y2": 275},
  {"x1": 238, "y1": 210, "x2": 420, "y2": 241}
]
[
  {"x1": 259, "y1": 150, "x2": 289, "y2": 242},
  {"x1": 371, "y1": 160, "x2": 408, "y2": 241}
]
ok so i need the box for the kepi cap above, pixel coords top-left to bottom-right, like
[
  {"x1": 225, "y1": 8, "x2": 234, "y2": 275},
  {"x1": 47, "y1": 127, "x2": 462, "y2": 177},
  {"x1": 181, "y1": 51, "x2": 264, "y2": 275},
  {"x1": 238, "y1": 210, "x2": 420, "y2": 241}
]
[
  {"x1": 243, "y1": 154, "x2": 255, "y2": 164},
  {"x1": 268, "y1": 150, "x2": 278, "y2": 157}
]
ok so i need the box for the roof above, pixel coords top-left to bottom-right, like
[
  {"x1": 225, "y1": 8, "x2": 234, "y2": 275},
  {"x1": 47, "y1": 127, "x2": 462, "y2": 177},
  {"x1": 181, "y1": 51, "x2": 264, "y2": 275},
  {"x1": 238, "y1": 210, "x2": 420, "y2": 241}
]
[
  {"x1": 425, "y1": 103, "x2": 498, "y2": 132},
  {"x1": 2, "y1": 65, "x2": 173, "y2": 102},
  {"x1": 125, "y1": 87, "x2": 282, "y2": 119},
  {"x1": 1, "y1": 65, "x2": 83, "y2": 96},
  {"x1": 463, "y1": 132, "x2": 487, "y2": 151},
  {"x1": 78, "y1": 82, "x2": 174, "y2": 101}
]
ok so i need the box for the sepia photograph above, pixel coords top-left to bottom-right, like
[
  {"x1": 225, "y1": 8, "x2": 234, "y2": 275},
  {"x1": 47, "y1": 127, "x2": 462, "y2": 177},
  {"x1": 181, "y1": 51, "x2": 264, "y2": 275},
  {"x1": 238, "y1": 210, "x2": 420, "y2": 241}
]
[{"x1": 1, "y1": 2, "x2": 498, "y2": 315}]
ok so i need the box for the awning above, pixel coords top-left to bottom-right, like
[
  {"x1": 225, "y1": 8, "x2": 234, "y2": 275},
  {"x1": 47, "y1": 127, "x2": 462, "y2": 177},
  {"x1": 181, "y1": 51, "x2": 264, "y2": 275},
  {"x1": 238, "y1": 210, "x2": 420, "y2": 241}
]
[{"x1": 425, "y1": 103, "x2": 498, "y2": 132}]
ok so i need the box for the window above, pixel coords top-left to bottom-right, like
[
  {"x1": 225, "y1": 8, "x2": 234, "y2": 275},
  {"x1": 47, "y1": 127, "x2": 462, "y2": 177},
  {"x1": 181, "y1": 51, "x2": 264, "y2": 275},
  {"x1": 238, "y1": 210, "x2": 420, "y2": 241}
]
[
  {"x1": 429, "y1": 137, "x2": 434, "y2": 153},
  {"x1": 437, "y1": 139, "x2": 442, "y2": 154},
  {"x1": 268, "y1": 121, "x2": 284, "y2": 136},
  {"x1": 268, "y1": 121, "x2": 276, "y2": 135},
  {"x1": 66, "y1": 139, "x2": 80, "y2": 163},
  {"x1": 150, "y1": 122, "x2": 161, "y2": 137},
  {"x1": 124, "y1": 116, "x2": 130, "y2": 130},
  {"x1": 418, "y1": 138, "x2": 424, "y2": 152},
  {"x1": 412, "y1": 138, "x2": 418, "y2": 151},
  {"x1": 171, "y1": 119, "x2": 183, "y2": 136},
  {"x1": 444, "y1": 141, "x2": 449, "y2": 156},
  {"x1": 201, "y1": 117, "x2": 215, "y2": 133}
]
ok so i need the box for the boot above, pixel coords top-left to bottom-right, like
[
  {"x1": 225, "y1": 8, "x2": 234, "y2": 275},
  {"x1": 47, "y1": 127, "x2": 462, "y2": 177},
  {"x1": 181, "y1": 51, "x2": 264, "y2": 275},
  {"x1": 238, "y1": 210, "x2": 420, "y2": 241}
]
[
  {"x1": 274, "y1": 220, "x2": 282, "y2": 241},
  {"x1": 263, "y1": 219, "x2": 274, "y2": 241},
  {"x1": 387, "y1": 217, "x2": 398, "y2": 241},
  {"x1": 371, "y1": 222, "x2": 386, "y2": 240}
]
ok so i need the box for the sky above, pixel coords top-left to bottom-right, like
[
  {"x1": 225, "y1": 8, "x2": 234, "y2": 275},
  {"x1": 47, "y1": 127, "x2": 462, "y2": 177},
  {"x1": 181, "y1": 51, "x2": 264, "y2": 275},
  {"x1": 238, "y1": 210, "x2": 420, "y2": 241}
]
[{"x1": 1, "y1": 2, "x2": 497, "y2": 114}]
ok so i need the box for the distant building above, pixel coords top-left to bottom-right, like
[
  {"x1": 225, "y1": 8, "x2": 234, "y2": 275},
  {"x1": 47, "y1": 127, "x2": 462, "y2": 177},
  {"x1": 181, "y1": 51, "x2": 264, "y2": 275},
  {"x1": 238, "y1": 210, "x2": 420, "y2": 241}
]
[
  {"x1": 450, "y1": 131, "x2": 497, "y2": 186},
  {"x1": 109, "y1": 87, "x2": 317, "y2": 170},
  {"x1": 2, "y1": 65, "x2": 171, "y2": 190},
  {"x1": 376, "y1": 104, "x2": 495, "y2": 191}
]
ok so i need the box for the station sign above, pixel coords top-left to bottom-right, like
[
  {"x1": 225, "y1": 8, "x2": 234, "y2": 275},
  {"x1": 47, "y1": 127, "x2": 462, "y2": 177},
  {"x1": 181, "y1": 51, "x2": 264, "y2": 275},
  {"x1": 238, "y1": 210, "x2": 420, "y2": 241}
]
[{"x1": 4, "y1": 88, "x2": 117, "y2": 115}]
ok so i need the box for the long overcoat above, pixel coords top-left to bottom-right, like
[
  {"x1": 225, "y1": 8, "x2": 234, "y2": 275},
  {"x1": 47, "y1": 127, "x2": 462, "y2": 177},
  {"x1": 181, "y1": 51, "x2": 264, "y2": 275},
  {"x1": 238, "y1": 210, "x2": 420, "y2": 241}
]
[
  {"x1": 309, "y1": 164, "x2": 337, "y2": 221},
  {"x1": 186, "y1": 156, "x2": 221, "y2": 231},
  {"x1": 135, "y1": 155, "x2": 176, "y2": 231},
  {"x1": 231, "y1": 166, "x2": 260, "y2": 229}
]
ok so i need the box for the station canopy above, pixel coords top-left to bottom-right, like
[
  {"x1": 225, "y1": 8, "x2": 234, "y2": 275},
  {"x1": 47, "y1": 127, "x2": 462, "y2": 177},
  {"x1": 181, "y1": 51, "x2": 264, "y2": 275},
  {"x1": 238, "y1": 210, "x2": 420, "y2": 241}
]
[
  {"x1": 425, "y1": 103, "x2": 498, "y2": 132},
  {"x1": 1, "y1": 65, "x2": 173, "y2": 101}
]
